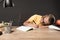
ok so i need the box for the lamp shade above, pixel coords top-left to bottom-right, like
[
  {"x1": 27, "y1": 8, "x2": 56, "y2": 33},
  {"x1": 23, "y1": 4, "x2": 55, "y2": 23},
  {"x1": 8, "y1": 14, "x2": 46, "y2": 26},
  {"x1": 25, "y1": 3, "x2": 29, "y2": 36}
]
[{"x1": 3, "y1": 0, "x2": 14, "y2": 8}]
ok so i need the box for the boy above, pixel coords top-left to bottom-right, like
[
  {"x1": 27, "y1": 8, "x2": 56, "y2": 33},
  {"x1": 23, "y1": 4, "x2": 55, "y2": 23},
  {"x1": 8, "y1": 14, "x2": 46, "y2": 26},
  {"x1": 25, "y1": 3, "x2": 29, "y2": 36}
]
[{"x1": 23, "y1": 14, "x2": 55, "y2": 28}]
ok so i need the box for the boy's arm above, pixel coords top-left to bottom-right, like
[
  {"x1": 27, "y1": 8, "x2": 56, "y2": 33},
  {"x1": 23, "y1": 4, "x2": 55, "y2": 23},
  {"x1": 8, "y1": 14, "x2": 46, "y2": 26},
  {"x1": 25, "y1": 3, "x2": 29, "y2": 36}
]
[
  {"x1": 39, "y1": 25, "x2": 48, "y2": 28},
  {"x1": 23, "y1": 20, "x2": 38, "y2": 28}
]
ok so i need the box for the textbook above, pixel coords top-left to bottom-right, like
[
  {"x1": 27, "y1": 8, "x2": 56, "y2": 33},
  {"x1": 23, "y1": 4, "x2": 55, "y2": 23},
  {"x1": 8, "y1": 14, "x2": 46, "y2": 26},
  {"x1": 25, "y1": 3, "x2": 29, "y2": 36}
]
[{"x1": 16, "y1": 26, "x2": 35, "y2": 32}]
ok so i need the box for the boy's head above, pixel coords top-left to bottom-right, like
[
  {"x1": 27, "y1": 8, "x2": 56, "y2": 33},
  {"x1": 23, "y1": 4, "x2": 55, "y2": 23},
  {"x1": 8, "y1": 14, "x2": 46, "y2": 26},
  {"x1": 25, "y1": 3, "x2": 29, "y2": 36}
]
[{"x1": 42, "y1": 14, "x2": 55, "y2": 25}]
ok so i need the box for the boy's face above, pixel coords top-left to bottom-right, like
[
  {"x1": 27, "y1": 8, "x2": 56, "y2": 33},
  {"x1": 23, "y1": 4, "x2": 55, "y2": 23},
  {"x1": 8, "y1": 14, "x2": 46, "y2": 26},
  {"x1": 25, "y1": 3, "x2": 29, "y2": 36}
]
[
  {"x1": 41, "y1": 16, "x2": 50, "y2": 25},
  {"x1": 43, "y1": 16, "x2": 50, "y2": 24}
]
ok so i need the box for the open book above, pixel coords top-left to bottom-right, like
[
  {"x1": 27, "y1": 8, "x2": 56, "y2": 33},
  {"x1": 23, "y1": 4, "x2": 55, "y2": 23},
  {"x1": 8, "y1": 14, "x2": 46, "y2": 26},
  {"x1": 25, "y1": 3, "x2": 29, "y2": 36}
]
[{"x1": 16, "y1": 26, "x2": 35, "y2": 32}]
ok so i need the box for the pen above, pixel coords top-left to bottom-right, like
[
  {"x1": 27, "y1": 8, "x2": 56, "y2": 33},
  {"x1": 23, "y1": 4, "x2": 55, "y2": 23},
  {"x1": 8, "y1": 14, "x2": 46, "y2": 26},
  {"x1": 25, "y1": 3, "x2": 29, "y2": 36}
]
[{"x1": 33, "y1": 20, "x2": 36, "y2": 24}]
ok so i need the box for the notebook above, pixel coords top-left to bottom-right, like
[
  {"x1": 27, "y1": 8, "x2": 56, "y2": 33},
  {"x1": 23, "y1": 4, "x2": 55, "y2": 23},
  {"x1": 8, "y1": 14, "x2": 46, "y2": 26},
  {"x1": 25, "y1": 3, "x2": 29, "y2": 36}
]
[
  {"x1": 16, "y1": 26, "x2": 35, "y2": 32},
  {"x1": 48, "y1": 25, "x2": 60, "y2": 31}
]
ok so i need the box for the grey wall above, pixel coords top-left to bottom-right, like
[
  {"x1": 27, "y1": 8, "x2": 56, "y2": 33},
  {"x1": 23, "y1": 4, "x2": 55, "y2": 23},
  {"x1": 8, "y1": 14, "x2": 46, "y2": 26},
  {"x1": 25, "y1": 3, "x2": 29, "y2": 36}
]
[{"x1": 0, "y1": 0, "x2": 60, "y2": 26}]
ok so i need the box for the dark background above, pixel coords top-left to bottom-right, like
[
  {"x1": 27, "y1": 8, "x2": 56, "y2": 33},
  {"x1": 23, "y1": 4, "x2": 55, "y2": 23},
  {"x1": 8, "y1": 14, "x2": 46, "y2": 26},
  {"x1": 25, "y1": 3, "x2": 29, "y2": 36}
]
[{"x1": 0, "y1": 0, "x2": 60, "y2": 26}]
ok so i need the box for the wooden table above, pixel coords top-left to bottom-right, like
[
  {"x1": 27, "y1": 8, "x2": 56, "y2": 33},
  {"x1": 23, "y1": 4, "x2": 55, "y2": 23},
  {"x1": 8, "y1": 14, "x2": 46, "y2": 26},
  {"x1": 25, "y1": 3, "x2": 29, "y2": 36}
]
[{"x1": 0, "y1": 26, "x2": 60, "y2": 40}]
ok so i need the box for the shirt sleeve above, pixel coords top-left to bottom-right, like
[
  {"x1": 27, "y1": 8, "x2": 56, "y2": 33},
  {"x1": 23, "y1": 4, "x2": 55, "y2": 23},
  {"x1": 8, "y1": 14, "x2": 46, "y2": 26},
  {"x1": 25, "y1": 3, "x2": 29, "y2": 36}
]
[{"x1": 27, "y1": 14, "x2": 37, "y2": 22}]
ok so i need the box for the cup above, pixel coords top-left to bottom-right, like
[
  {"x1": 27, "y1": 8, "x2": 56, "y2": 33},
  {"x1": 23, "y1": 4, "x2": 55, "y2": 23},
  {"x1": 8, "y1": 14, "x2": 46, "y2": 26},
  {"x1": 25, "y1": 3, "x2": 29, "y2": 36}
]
[{"x1": 4, "y1": 21, "x2": 13, "y2": 34}]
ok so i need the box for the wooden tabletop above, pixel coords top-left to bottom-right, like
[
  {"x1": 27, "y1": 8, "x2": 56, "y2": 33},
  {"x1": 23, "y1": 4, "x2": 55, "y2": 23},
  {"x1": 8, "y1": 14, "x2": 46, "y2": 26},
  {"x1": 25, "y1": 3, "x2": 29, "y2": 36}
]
[{"x1": 0, "y1": 26, "x2": 60, "y2": 40}]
